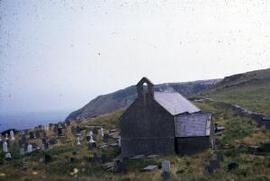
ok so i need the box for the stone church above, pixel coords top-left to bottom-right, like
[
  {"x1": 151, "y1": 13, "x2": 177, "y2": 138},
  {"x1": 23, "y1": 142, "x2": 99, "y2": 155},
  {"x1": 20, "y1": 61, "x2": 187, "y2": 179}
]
[{"x1": 120, "y1": 77, "x2": 213, "y2": 157}]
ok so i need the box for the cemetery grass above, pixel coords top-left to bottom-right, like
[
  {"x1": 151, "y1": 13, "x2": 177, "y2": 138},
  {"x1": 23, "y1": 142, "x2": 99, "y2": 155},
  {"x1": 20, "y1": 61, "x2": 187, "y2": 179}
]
[{"x1": 1, "y1": 102, "x2": 270, "y2": 180}]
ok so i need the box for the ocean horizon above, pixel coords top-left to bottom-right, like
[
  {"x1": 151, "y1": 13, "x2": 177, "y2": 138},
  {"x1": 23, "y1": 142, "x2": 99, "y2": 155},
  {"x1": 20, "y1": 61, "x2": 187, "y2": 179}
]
[{"x1": 0, "y1": 111, "x2": 70, "y2": 132}]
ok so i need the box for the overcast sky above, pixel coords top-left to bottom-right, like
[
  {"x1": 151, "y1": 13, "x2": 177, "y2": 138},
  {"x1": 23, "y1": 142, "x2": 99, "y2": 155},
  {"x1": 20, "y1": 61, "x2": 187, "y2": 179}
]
[{"x1": 0, "y1": 0, "x2": 270, "y2": 113}]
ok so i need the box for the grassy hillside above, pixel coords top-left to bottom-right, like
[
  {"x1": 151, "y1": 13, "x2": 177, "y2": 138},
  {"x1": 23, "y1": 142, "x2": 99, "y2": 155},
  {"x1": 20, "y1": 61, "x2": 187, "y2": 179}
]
[
  {"x1": 66, "y1": 79, "x2": 220, "y2": 121},
  {"x1": 1, "y1": 101, "x2": 270, "y2": 180},
  {"x1": 204, "y1": 68, "x2": 270, "y2": 114}
]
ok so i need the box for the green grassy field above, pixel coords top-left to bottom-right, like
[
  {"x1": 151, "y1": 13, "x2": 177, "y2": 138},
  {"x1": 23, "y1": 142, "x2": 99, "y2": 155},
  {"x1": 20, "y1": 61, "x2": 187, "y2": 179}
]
[{"x1": 204, "y1": 68, "x2": 270, "y2": 114}]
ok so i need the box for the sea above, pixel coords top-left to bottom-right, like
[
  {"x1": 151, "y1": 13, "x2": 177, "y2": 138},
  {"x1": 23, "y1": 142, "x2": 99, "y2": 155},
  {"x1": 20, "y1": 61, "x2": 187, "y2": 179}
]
[{"x1": 0, "y1": 111, "x2": 70, "y2": 133}]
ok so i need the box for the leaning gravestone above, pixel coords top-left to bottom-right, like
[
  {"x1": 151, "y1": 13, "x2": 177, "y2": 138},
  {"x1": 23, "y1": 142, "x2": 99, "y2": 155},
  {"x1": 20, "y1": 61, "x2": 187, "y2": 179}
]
[{"x1": 161, "y1": 160, "x2": 170, "y2": 181}]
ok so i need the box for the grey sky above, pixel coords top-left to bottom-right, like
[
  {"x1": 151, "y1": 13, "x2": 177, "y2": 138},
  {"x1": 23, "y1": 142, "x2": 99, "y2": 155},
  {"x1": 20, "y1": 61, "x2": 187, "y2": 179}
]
[{"x1": 0, "y1": 0, "x2": 270, "y2": 113}]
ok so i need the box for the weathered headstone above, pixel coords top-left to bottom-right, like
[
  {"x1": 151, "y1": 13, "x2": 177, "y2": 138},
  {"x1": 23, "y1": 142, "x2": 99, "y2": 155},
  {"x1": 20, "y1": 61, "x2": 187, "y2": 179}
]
[
  {"x1": 27, "y1": 144, "x2": 33, "y2": 153},
  {"x1": 21, "y1": 133, "x2": 27, "y2": 144},
  {"x1": 93, "y1": 127, "x2": 99, "y2": 135},
  {"x1": 100, "y1": 128, "x2": 104, "y2": 137},
  {"x1": 206, "y1": 160, "x2": 220, "y2": 174},
  {"x1": 57, "y1": 124, "x2": 63, "y2": 136},
  {"x1": 228, "y1": 162, "x2": 239, "y2": 171},
  {"x1": 44, "y1": 154, "x2": 52, "y2": 164},
  {"x1": 42, "y1": 138, "x2": 49, "y2": 150},
  {"x1": 29, "y1": 132, "x2": 35, "y2": 139},
  {"x1": 144, "y1": 165, "x2": 158, "y2": 172},
  {"x1": 118, "y1": 136, "x2": 121, "y2": 147},
  {"x1": 65, "y1": 120, "x2": 70, "y2": 126},
  {"x1": 5, "y1": 133, "x2": 9, "y2": 141},
  {"x1": 10, "y1": 130, "x2": 15, "y2": 141},
  {"x1": 103, "y1": 134, "x2": 109, "y2": 143},
  {"x1": 20, "y1": 147, "x2": 25, "y2": 156},
  {"x1": 88, "y1": 136, "x2": 96, "y2": 150},
  {"x1": 101, "y1": 153, "x2": 107, "y2": 163},
  {"x1": 115, "y1": 160, "x2": 127, "y2": 173},
  {"x1": 161, "y1": 160, "x2": 170, "y2": 181},
  {"x1": 5, "y1": 152, "x2": 12, "y2": 160},
  {"x1": 76, "y1": 136, "x2": 81, "y2": 145},
  {"x1": 92, "y1": 153, "x2": 99, "y2": 163},
  {"x1": 3, "y1": 141, "x2": 8, "y2": 153},
  {"x1": 76, "y1": 126, "x2": 81, "y2": 136},
  {"x1": 35, "y1": 131, "x2": 41, "y2": 139},
  {"x1": 216, "y1": 151, "x2": 224, "y2": 161}
]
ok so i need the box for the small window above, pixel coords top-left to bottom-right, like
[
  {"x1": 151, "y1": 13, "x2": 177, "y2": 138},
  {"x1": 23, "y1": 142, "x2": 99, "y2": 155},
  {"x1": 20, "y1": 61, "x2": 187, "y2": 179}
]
[{"x1": 143, "y1": 82, "x2": 149, "y2": 93}]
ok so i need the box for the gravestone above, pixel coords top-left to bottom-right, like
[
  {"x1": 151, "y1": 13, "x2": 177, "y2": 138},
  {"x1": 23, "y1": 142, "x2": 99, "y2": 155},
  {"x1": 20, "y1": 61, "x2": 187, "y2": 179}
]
[
  {"x1": 76, "y1": 126, "x2": 81, "y2": 136},
  {"x1": 29, "y1": 132, "x2": 35, "y2": 139},
  {"x1": 71, "y1": 126, "x2": 76, "y2": 135},
  {"x1": 93, "y1": 127, "x2": 99, "y2": 135},
  {"x1": 216, "y1": 151, "x2": 224, "y2": 161},
  {"x1": 35, "y1": 131, "x2": 41, "y2": 139},
  {"x1": 103, "y1": 134, "x2": 109, "y2": 143},
  {"x1": 3, "y1": 141, "x2": 8, "y2": 153},
  {"x1": 161, "y1": 160, "x2": 170, "y2": 181},
  {"x1": 42, "y1": 138, "x2": 49, "y2": 150},
  {"x1": 5, "y1": 152, "x2": 12, "y2": 160},
  {"x1": 5, "y1": 133, "x2": 9, "y2": 141},
  {"x1": 92, "y1": 153, "x2": 99, "y2": 163},
  {"x1": 144, "y1": 165, "x2": 158, "y2": 172},
  {"x1": 76, "y1": 136, "x2": 81, "y2": 145},
  {"x1": 65, "y1": 120, "x2": 71, "y2": 126},
  {"x1": 53, "y1": 126, "x2": 58, "y2": 134},
  {"x1": 118, "y1": 136, "x2": 121, "y2": 147},
  {"x1": 88, "y1": 136, "x2": 96, "y2": 150},
  {"x1": 10, "y1": 130, "x2": 15, "y2": 141},
  {"x1": 101, "y1": 153, "x2": 107, "y2": 163},
  {"x1": 228, "y1": 162, "x2": 239, "y2": 171},
  {"x1": 27, "y1": 144, "x2": 33, "y2": 153},
  {"x1": 44, "y1": 154, "x2": 52, "y2": 164},
  {"x1": 115, "y1": 160, "x2": 127, "y2": 173},
  {"x1": 57, "y1": 124, "x2": 63, "y2": 136},
  {"x1": 206, "y1": 160, "x2": 220, "y2": 174},
  {"x1": 21, "y1": 133, "x2": 27, "y2": 144},
  {"x1": 100, "y1": 128, "x2": 104, "y2": 137},
  {"x1": 18, "y1": 138, "x2": 25, "y2": 147},
  {"x1": 20, "y1": 147, "x2": 25, "y2": 156}
]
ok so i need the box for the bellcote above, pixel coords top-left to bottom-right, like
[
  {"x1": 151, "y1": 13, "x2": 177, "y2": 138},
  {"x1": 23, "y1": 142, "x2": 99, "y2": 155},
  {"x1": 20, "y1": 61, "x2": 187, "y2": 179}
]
[{"x1": 136, "y1": 77, "x2": 154, "y2": 98}]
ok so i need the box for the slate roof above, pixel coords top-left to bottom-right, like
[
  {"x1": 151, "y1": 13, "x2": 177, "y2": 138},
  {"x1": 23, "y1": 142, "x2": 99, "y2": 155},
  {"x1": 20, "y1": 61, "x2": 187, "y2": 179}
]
[
  {"x1": 174, "y1": 113, "x2": 211, "y2": 137},
  {"x1": 154, "y1": 92, "x2": 200, "y2": 115}
]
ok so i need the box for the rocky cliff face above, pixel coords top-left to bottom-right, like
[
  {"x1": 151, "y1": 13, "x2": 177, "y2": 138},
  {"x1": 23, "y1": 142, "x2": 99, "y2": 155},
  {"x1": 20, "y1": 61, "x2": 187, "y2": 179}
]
[{"x1": 66, "y1": 79, "x2": 221, "y2": 121}]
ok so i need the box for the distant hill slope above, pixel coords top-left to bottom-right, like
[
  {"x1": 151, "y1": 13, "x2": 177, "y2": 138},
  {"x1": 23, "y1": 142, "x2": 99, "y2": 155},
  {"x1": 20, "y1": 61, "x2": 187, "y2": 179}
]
[
  {"x1": 66, "y1": 79, "x2": 220, "y2": 121},
  {"x1": 205, "y1": 68, "x2": 270, "y2": 114}
]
